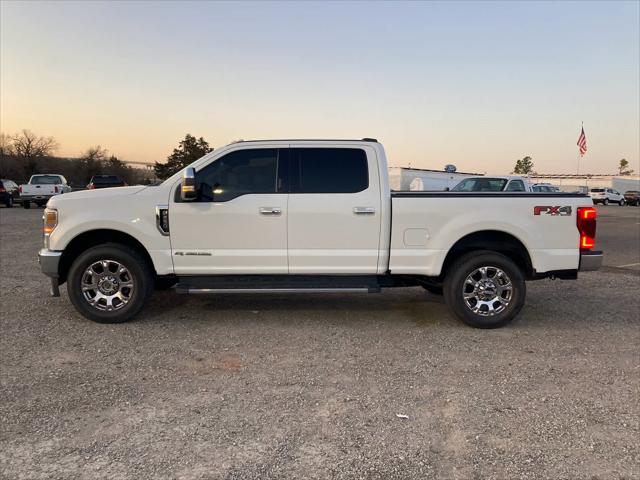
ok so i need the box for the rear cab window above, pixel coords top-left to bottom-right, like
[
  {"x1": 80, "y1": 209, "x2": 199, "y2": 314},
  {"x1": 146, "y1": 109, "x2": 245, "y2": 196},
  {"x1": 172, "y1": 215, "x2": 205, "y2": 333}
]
[
  {"x1": 31, "y1": 175, "x2": 62, "y2": 185},
  {"x1": 452, "y1": 178, "x2": 508, "y2": 192},
  {"x1": 93, "y1": 175, "x2": 122, "y2": 183},
  {"x1": 505, "y1": 180, "x2": 526, "y2": 192}
]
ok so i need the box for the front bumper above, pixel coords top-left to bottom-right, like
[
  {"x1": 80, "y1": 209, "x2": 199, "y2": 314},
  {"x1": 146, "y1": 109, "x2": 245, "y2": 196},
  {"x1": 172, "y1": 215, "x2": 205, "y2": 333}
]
[
  {"x1": 579, "y1": 250, "x2": 603, "y2": 272},
  {"x1": 38, "y1": 249, "x2": 62, "y2": 296}
]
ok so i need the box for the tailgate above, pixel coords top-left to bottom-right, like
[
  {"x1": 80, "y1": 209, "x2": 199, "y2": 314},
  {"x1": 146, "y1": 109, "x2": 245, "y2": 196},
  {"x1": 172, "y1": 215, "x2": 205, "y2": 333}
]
[{"x1": 22, "y1": 185, "x2": 57, "y2": 196}]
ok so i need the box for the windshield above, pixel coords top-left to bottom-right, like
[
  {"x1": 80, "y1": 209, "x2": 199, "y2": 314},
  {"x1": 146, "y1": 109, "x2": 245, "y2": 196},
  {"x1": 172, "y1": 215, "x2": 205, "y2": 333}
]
[
  {"x1": 451, "y1": 178, "x2": 508, "y2": 192},
  {"x1": 31, "y1": 175, "x2": 62, "y2": 185},
  {"x1": 590, "y1": 188, "x2": 604, "y2": 192}
]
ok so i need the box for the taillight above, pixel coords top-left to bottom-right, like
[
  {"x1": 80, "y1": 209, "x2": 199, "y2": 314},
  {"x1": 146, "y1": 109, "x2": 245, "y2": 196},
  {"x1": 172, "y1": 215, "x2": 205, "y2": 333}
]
[
  {"x1": 577, "y1": 207, "x2": 597, "y2": 250},
  {"x1": 88, "y1": 183, "x2": 95, "y2": 189},
  {"x1": 54, "y1": 186, "x2": 59, "y2": 193},
  {"x1": 19, "y1": 185, "x2": 22, "y2": 193},
  {"x1": 0, "y1": 187, "x2": 5, "y2": 193}
]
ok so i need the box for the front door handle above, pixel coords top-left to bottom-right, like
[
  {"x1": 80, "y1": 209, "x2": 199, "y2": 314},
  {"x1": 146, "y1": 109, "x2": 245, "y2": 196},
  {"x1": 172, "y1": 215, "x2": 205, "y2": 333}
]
[
  {"x1": 353, "y1": 207, "x2": 376, "y2": 215},
  {"x1": 259, "y1": 207, "x2": 282, "y2": 216}
]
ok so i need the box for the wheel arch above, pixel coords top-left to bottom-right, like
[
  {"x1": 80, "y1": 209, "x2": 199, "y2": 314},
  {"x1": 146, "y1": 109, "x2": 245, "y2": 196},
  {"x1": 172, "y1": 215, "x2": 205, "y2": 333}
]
[
  {"x1": 441, "y1": 230, "x2": 534, "y2": 280},
  {"x1": 58, "y1": 229, "x2": 156, "y2": 285}
]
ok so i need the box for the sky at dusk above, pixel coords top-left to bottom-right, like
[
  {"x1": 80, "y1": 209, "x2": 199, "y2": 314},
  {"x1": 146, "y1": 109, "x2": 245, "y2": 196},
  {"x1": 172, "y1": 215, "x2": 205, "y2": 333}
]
[{"x1": 1, "y1": 0, "x2": 638, "y2": 174}]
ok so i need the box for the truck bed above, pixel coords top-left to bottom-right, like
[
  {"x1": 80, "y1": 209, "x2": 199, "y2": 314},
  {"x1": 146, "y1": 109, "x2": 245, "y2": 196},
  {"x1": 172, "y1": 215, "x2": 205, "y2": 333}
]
[{"x1": 389, "y1": 191, "x2": 593, "y2": 276}]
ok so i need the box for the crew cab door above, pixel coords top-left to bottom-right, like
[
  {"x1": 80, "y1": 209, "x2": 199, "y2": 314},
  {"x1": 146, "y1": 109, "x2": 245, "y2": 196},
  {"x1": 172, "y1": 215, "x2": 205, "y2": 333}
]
[
  {"x1": 287, "y1": 146, "x2": 382, "y2": 273},
  {"x1": 169, "y1": 147, "x2": 289, "y2": 274}
]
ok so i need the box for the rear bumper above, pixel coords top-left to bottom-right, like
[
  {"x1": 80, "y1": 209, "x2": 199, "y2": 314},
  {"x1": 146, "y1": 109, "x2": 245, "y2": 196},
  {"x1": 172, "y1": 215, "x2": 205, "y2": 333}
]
[
  {"x1": 21, "y1": 194, "x2": 54, "y2": 202},
  {"x1": 579, "y1": 250, "x2": 603, "y2": 271}
]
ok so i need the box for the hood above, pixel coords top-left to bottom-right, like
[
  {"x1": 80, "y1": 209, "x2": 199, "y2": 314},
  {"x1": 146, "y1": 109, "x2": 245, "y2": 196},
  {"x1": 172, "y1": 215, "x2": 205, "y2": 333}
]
[{"x1": 48, "y1": 185, "x2": 147, "y2": 206}]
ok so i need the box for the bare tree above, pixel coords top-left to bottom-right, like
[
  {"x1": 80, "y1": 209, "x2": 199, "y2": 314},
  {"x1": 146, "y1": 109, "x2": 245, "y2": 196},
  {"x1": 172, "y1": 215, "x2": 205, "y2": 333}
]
[
  {"x1": 10, "y1": 130, "x2": 58, "y2": 177},
  {"x1": 0, "y1": 133, "x2": 14, "y2": 156},
  {"x1": 11, "y1": 129, "x2": 58, "y2": 159}
]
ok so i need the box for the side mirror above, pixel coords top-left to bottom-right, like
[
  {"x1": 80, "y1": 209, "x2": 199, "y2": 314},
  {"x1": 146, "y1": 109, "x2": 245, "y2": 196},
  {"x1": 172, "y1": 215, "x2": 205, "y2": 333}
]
[{"x1": 181, "y1": 167, "x2": 197, "y2": 201}]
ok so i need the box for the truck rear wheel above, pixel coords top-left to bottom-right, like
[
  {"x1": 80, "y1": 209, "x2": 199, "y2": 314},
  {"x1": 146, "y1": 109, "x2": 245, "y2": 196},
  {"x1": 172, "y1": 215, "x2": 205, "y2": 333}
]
[
  {"x1": 67, "y1": 243, "x2": 153, "y2": 323},
  {"x1": 443, "y1": 251, "x2": 525, "y2": 328}
]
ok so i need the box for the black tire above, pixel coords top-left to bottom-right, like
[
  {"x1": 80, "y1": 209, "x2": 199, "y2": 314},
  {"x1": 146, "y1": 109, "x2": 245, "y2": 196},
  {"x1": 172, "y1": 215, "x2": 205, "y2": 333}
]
[
  {"x1": 66, "y1": 243, "x2": 153, "y2": 323},
  {"x1": 422, "y1": 284, "x2": 443, "y2": 295},
  {"x1": 603, "y1": 198, "x2": 609, "y2": 205},
  {"x1": 22, "y1": 201, "x2": 31, "y2": 209},
  {"x1": 4, "y1": 196, "x2": 13, "y2": 208},
  {"x1": 443, "y1": 251, "x2": 526, "y2": 328}
]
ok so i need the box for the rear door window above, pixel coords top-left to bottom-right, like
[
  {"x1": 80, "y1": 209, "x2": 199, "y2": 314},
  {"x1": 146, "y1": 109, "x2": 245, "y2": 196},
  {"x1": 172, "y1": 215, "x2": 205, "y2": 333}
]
[{"x1": 290, "y1": 148, "x2": 368, "y2": 193}]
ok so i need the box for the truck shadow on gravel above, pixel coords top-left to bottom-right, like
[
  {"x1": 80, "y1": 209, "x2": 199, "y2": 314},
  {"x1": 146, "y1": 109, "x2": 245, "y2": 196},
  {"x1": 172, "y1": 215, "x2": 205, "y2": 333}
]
[{"x1": 139, "y1": 288, "x2": 458, "y2": 328}]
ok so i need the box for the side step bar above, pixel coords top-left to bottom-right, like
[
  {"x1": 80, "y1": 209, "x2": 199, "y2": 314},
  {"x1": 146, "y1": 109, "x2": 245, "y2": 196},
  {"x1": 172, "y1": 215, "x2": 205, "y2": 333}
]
[
  {"x1": 174, "y1": 275, "x2": 383, "y2": 295},
  {"x1": 176, "y1": 286, "x2": 380, "y2": 294}
]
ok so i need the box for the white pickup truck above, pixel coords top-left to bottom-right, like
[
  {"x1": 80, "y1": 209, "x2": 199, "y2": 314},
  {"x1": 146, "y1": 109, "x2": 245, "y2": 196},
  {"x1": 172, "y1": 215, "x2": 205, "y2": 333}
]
[
  {"x1": 38, "y1": 139, "x2": 602, "y2": 328},
  {"x1": 20, "y1": 174, "x2": 71, "y2": 208}
]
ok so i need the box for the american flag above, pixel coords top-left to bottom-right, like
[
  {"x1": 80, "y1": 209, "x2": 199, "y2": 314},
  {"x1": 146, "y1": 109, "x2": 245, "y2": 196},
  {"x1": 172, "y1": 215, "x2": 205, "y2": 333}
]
[{"x1": 577, "y1": 126, "x2": 587, "y2": 156}]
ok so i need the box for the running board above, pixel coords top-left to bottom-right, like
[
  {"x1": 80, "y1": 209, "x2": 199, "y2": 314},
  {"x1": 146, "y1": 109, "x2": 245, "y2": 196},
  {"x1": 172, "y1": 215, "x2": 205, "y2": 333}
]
[
  {"x1": 174, "y1": 275, "x2": 383, "y2": 295},
  {"x1": 176, "y1": 286, "x2": 380, "y2": 294}
]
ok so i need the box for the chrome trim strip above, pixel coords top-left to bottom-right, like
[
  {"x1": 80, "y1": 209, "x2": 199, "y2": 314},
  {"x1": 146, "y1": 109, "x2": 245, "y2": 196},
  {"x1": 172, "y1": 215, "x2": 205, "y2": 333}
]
[{"x1": 181, "y1": 287, "x2": 371, "y2": 294}]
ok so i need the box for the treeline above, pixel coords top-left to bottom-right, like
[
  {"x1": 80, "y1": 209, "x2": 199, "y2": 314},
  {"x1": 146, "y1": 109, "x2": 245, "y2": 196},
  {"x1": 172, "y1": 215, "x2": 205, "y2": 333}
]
[{"x1": 0, "y1": 130, "x2": 154, "y2": 187}]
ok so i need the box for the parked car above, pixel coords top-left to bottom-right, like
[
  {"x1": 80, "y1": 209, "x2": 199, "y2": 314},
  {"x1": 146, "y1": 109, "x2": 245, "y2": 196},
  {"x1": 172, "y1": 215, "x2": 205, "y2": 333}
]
[
  {"x1": 589, "y1": 188, "x2": 625, "y2": 206},
  {"x1": 451, "y1": 175, "x2": 532, "y2": 192},
  {"x1": 531, "y1": 183, "x2": 560, "y2": 193},
  {"x1": 623, "y1": 190, "x2": 640, "y2": 206},
  {"x1": 19, "y1": 174, "x2": 71, "y2": 208},
  {"x1": 0, "y1": 179, "x2": 20, "y2": 207},
  {"x1": 38, "y1": 139, "x2": 602, "y2": 329},
  {"x1": 87, "y1": 175, "x2": 126, "y2": 189}
]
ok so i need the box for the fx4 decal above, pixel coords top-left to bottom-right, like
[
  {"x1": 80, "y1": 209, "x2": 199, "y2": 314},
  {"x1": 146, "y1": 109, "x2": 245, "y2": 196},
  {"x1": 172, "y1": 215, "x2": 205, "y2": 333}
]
[{"x1": 534, "y1": 206, "x2": 572, "y2": 216}]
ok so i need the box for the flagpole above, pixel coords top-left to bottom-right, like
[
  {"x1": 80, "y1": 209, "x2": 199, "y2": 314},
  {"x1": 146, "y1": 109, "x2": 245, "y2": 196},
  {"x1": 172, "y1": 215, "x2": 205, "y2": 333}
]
[{"x1": 577, "y1": 152, "x2": 581, "y2": 176}]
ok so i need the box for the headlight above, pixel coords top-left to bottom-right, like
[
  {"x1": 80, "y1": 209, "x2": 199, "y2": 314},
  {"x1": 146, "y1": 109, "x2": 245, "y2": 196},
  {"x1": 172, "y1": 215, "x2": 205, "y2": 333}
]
[{"x1": 43, "y1": 208, "x2": 58, "y2": 247}]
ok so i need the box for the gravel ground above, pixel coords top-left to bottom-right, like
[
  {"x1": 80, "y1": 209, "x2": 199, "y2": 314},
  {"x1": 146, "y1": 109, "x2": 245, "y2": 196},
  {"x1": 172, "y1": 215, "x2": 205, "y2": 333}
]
[{"x1": 1, "y1": 206, "x2": 639, "y2": 479}]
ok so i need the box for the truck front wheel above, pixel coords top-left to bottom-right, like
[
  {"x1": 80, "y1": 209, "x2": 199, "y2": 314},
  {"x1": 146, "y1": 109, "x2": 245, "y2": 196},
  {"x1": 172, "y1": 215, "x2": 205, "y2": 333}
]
[
  {"x1": 443, "y1": 251, "x2": 525, "y2": 328},
  {"x1": 67, "y1": 243, "x2": 153, "y2": 323}
]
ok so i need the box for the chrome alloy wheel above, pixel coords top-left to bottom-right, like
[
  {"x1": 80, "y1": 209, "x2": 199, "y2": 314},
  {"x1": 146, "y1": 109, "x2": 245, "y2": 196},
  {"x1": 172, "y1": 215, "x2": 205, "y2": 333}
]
[
  {"x1": 81, "y1": 260, "x2": 134, "y2": 311},
  {"x1": 462, "y1": 266, "x2": 513, "y2": 316}
]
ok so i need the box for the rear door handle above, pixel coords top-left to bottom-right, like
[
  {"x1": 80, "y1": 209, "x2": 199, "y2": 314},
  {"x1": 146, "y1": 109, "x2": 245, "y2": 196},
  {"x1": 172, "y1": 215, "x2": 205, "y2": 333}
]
[
  {"x1": 353, "y1": 207, "x2": 376, "y2": 215},
  {"x1": 259, "y1": 207, "x2": 282, "y2": 216}
]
